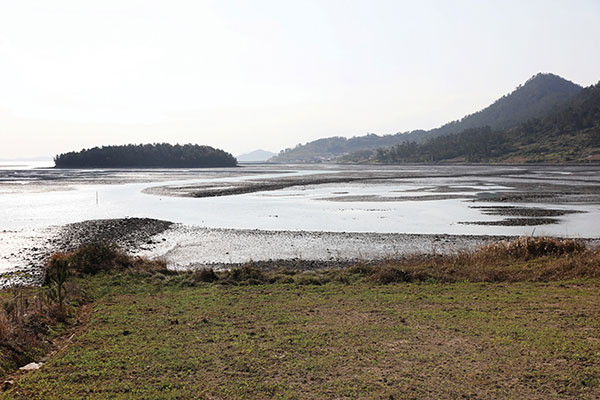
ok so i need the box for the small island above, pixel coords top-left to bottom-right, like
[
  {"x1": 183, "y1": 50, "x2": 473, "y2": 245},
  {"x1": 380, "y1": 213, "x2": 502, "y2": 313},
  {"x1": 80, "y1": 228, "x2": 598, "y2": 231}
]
[{"x1": 53, "y1": 143, "x2": 237, "y2": 168}]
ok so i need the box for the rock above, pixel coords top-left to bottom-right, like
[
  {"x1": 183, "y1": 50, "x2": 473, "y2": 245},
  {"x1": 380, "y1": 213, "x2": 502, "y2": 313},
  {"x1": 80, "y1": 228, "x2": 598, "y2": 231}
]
[{"x1": 19, "y1": 362, "x2": 42, "y2": 371}]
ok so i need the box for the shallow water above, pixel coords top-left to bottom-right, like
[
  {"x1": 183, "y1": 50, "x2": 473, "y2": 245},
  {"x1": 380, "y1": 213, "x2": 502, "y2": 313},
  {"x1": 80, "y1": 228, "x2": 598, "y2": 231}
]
[
  {"x1": 1, "y1": 163, "x2": 599, "y2": 274},
  {"x1": 0, "y1": 164, "x2": 597, "y2": 235}
]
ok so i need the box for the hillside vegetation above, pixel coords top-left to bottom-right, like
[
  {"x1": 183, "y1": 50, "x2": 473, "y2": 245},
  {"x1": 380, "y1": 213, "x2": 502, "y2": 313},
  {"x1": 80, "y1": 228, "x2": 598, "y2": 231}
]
[
  {"x1": 271, "y1": 73, "x2": 583, "y2": 163},
  {"x1": 269, "y1": 132, "x2": 424, "y2": 163},
  {"x1": 54, "y1": 143, "x2": 237, "y2": 168},
  {"x1": 344, "y1": 80, "x2": 600, "y2": 164},
  {"x1": 423, "y1": 73, "x2": 582, "y2": 140}
]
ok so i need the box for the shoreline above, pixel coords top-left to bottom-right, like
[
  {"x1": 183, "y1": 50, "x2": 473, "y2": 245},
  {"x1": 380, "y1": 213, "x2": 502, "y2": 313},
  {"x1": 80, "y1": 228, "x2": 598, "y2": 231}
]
[{"x1": 2, "y1": 217, "x2": 600, "y2": 287}]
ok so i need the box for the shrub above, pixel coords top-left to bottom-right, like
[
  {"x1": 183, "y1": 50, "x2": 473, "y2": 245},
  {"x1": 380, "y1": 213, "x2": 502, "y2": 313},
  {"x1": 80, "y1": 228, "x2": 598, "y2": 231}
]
[
  {"x1": 228, "y1": 265, "x2": 266, "y2": 284},
  {"x1": 370, "y1": 266, "x2": 413, "y2": 284},
  {"x1": 130, "y1": 257, "x2": 168, "y2": 274},
  {"x1": 69, "y1": 242, "x2": 130, "y2": 275},
  {"x1": 193, "y1": 268, "x2": 219, "y2": 283},
  {"x1": 180, "y1": 269, "x2": 219, "y2": 286},
  {"x1": 347, "y1": 264, "x2": 375, "y2": 276}
]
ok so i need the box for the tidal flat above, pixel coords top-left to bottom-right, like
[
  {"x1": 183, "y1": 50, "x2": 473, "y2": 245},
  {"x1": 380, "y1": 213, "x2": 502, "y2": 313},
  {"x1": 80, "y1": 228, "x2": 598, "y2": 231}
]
[{"x1": 1, "y1": 163, "x2": 600, "y2": 284}]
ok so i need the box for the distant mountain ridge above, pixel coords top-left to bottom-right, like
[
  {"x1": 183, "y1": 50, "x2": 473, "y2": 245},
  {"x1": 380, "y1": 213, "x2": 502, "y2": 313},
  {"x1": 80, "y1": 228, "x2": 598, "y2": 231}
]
[
  {"x1": 270, "y1": 73, "x2": 583, "y2": 163},
  {"x1": 342, "y1": 80, "x2": 600, "y2": 164},
  {"x1": 237, "y1": 149, "x2": 277, "y2": 162}
]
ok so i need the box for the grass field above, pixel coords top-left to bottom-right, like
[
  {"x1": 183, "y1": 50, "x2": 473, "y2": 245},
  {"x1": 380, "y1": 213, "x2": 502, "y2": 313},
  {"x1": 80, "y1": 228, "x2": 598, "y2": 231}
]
[
  {"x1": 3, "y1": 272, "x2": 600, "y2": 399},
  {"x1": 2, "y1": 237, "x2": 600, "y2": 399}
]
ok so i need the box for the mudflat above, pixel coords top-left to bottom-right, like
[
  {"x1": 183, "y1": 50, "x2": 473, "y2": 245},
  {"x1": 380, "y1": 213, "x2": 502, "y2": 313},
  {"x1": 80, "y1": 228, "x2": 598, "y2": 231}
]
[{"x1": 1, "y1": 163, "x2": 600, "y2": 286}]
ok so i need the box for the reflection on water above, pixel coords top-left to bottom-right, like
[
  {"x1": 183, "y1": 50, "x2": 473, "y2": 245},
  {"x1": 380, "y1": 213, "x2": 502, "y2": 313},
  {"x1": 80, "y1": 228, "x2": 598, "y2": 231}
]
[
  {"x1": 0, "y1": 163, "x2": 598, "y2": 237},
  {"x1": 0, "y1": 160, "x2": 54, "y2": 170}
]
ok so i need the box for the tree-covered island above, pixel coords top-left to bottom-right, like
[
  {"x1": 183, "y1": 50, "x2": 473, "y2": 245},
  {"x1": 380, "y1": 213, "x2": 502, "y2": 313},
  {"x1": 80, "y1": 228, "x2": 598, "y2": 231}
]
[{"x1": 54, "y1": 143, "x2": 237, "y2": 168}]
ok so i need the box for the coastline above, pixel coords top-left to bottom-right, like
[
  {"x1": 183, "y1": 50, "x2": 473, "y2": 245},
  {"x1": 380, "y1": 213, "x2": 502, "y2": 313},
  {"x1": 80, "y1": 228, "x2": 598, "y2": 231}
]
[{"x1": 3, "y1": 217, "x2": 600, "y2": 288}]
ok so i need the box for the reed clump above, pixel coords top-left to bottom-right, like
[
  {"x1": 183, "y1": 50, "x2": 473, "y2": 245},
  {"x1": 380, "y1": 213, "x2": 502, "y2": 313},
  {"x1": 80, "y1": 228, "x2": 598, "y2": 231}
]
[
  {"x1": 462, "y1": 236, "x2": 586, "y2": 262},
  {"x1": 359, "y1": 236, "x2": 597, "y2": 284}
]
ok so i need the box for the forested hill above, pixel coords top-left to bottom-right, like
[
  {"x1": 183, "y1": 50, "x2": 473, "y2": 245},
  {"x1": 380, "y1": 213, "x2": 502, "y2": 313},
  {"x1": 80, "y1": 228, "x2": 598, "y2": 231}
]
[
  {"x1": 342, "y1": 81, "x2": 600, "y2": 164},
  {"x1": 270, "y1": 73, "x2": 582, "y2": 163},
  {"x1": 54, "y1": 143, "x2": 237, "y2": 168},
  {"x1": 269, "y1": 132, "x2": 425, "y2": 163},
  {"x1": 421, "y1": 73, "x2": 582, "y2": 141}
]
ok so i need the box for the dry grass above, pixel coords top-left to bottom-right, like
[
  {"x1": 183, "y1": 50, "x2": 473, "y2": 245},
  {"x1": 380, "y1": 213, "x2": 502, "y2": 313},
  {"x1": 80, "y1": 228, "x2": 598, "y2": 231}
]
[
  {"x1": 349, "y1": 236, "x2": 599, "y2": 284},
  {"x1": 155, "y1": 237, "x2": 600, "y2": 287},
  {"x1": 198, "y1": 237, "x2": 598, "y2": 286},
  {"x1": 478, "y1": 236, "x2": 586, "y2": 258}
]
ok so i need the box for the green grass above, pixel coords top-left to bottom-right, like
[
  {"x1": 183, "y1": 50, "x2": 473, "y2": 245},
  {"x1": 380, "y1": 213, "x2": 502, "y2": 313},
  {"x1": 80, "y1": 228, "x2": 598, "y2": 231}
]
[{"x1": 4, "y1": 273, "x2": 600, "y2": 399}]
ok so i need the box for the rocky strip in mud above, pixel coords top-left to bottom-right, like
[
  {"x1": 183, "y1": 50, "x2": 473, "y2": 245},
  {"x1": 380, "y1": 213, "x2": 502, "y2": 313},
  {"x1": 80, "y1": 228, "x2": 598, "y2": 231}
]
[
  {"x1": 0, "y1": 218, "x2": 173, "y2": 287},
  {"x1": 53, "y1": 218, "x2": 173, "y2": 253}
]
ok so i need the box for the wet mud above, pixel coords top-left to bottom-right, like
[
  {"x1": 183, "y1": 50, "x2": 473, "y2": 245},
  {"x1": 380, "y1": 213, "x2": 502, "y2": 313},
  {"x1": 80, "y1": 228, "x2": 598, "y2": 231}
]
[
  {"x1": 460, "y1": 218, "x2": 561, "y2": 226},
  {"x1": 318, "y1": 194, "x2": 472, "y2": 202},
  {"x1": 463, "y1": 205, "x2": 588, "y2": 226},
  {"x1": 470, "y1": 206, "x2": 584, "y2": 217}
]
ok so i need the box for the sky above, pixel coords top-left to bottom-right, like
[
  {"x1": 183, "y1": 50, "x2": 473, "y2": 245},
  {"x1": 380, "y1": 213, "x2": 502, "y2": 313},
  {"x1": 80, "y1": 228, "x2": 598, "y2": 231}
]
[{"x1": 1, "y1": 0, "x2": 599, "y2": 159}]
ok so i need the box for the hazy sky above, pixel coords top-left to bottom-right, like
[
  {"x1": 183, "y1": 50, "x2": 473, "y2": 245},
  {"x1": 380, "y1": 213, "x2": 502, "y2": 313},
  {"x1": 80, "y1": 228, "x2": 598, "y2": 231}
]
[{"x1": 1, "y1": 0, "x2": 599, "y2": 159}]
